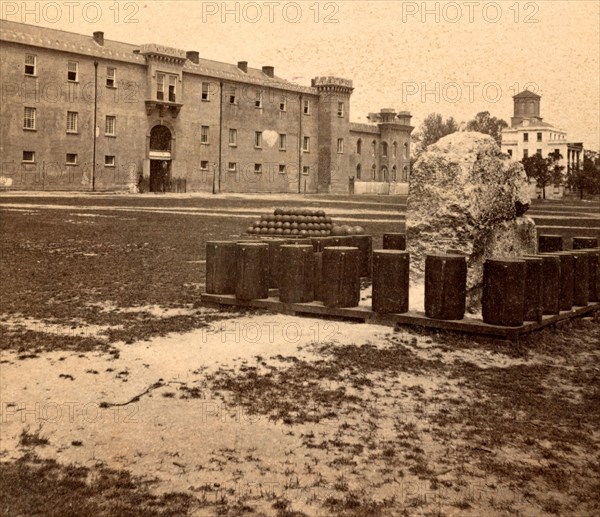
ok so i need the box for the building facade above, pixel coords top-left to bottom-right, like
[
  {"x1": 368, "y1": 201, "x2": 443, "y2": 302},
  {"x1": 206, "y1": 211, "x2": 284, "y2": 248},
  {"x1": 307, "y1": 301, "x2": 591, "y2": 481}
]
[
  {"x1": 0, "y1": 20, "x2": 413, "y2": 194},
  {"x1": 501, "y1": 90, "x2": 583, "y2": 199}
]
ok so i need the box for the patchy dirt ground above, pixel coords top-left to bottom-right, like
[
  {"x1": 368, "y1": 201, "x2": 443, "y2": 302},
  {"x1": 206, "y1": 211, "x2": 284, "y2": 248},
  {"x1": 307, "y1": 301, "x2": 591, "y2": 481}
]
[
  {"x1": 2, "y1": 312, "x2": 599, "y2": 516},
  {"x1": 1, "y1": 197, "x2": 599, "y2": 516}
]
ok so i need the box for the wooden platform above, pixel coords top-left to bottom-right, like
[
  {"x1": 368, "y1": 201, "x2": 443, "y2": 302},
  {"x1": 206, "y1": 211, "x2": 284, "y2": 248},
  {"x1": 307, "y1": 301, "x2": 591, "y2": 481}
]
[{"x1": 200, "y1": 293, "x2": 600, "y2": 340}]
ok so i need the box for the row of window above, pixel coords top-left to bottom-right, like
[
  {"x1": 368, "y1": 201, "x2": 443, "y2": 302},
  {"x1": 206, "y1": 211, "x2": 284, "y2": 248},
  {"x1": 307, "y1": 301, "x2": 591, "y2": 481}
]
[
  {"x1": 193, "y1": 79, "x2": 323, "y2": 115},
  {"x1": 155, "y1": 73, "x2": 324, "y2": 115},
  {"x1": 355, "y1": 163, "x2": 409, "y2": 182},
  {"x1": 161, "y1": 73, "x2": 305, "y2": 110},
  {"x1": 200, "y1": 127, "x2": 318, "y2": 153},
  {"x1": 210, "y1": 129, "x2": 349, "y2": 155},
  {"x1": 524, "y1": 131, "x2": 565, "y2": 142},
  {"x1": 356, "y1": 139, "x2": 409, "y2": 159},
  {"x1": 510, "y1": 148, "x2": 562, "y2": 159},
  {"x1": 523, "y1": 132, "x2": 543, "y2": 143},
  {"x1": 24, "y1": 54, "x2": 117, "y2": 87},
  {"x1": 23, "y1": 107, "x2": 116, "y2": 135},
  {"x1": 507, "y1": 149, "x2": 542, "y2": 158},
  {"x1": 200, "y1": 161, "x2": 310, "y2": 175},
  {"x1": 156, "y1": 72, "x2": 324, "y2": 117},
  {"x1": 22, "y1": 109, "x2": 325, "y2": 153},
  {"x1": 205, "y1": 82, "x2": 327, "y2": 114},
  {"x1": 522, "y1": 132, "x2": 565, "y2": 143},
  {"x1": 22, "y1": 150, "x2": 115, "y2": 166},
  {"x1": 21, "y1": 150, "x2": 310, "y2": 176}
]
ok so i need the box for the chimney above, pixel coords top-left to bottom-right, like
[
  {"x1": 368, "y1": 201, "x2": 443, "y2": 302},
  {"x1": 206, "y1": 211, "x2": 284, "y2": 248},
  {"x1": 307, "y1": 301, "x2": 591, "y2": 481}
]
[
  {"x1": 237, "y1": 61, "x2": 248, "y2": 73},
  {"x1": 186, "y1": 51, "x2": 199, "y2": 64},
  {"x1": 262, "y1": 66, "x2": 274, "y2": 78},
  {"x1": 93, "y1": 31, "x2": 104, "y2": 46}
]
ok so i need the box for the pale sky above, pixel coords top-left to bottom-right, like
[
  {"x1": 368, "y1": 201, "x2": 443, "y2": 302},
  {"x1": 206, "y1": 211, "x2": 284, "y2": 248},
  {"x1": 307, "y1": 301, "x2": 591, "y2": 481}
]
[{"x1": 2, "y1": 1, "x2": 599, "y2": 149}]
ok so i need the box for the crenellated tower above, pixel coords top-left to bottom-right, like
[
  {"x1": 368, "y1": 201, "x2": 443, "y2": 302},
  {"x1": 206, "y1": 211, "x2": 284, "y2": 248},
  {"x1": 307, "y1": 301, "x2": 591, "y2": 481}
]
[
  {"x1": 312, "y1": 76, "x2": 353, "y2": 193},
  {"x1": 368, "y1": 109, "x2": 413, "y2": 182}
]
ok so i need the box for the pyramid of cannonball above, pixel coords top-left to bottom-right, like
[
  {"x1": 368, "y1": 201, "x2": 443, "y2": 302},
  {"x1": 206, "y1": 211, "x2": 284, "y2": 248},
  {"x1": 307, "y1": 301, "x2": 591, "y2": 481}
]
[{"x1": 247, "y1": 208, "x2": 333, "y2": 237}]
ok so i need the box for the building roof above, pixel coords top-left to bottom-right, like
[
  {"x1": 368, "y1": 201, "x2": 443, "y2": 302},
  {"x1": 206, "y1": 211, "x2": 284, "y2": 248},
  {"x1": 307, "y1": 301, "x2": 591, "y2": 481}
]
[
  {"x1": 0, "y1": 19, "x2": 316, "y2": 94},
  {"x1": 349, "y1": 122, "x2": 380, "y2": 134},
  {"x1": 510, "y1": 119, "x2": 562, "y2": 130},
  {"x1": 513, "y1": 90, "x2": 541, "y2": 99}
]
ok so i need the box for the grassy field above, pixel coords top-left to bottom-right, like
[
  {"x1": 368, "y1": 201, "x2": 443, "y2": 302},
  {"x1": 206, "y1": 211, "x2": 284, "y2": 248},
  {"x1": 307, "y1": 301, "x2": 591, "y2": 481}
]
[{"x1": 1, "y1": 194, "x2": 599, "y2": 517}]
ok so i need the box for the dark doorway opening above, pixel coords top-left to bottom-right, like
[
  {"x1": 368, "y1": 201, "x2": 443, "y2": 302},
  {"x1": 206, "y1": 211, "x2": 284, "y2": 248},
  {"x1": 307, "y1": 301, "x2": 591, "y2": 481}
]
[
  {"x1": 150, "y1": 125, "x2": 172, "y2": 152},
  {"x1": 149, "y1": 125, "x2": 172, "y2": 193},
  {"x1": 150, "y1": 160, "x2": 171, "y2": 193}
]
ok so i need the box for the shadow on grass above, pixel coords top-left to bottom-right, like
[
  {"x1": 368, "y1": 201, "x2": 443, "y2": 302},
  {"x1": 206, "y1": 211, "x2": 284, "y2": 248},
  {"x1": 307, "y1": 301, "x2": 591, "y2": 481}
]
[{"x1": 0, "y1": 454, "x2": 197, "y2": 517}]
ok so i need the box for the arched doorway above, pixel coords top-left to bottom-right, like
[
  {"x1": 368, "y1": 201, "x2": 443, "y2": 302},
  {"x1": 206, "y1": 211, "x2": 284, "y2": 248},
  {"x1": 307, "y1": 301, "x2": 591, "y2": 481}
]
[{"x1": 149, "y1": 125, "x2": 172, "y2": 192}]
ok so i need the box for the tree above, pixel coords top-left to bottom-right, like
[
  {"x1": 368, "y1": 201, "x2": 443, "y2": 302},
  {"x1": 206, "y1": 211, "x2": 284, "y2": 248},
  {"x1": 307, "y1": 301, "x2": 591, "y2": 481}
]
[
  {"x1": 412, "y1": 113, "x2": 459, "y2": 157},
  {"x1": 521, "y1": 150, "x2": 564, "y2": 199},
  {"x1": 581, "y1": 151, "x2": 600, "y2": 195},
  {"x1": 567, "y1": 150, "x2": 600, "y2": 198},
  {"x1": 465, "y1": 111, "x2": 508, "y2": 145},
  {"x1": 521, "y1": 153, "x2": 547, "y2": 197}
]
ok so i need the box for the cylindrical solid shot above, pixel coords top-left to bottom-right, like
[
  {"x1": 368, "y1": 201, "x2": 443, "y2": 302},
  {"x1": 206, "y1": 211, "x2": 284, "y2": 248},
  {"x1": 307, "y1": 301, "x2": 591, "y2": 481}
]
[
  {"x1": 482, "y1": 258, "x2": 526, "y2": 327},
  {"x1": 279, "y1": 244, "x2": 314, "y2": 303},
  {"x1": 321, "y1": 246, "x2": 361, "y2": 308},
  {"x1": 372, "y1": 250, "x2": 409, "y2": 313},
  {"x1": 236, "y1": 242, "x2": 269, "y2": 300},
  {"x1": 205, "y1": 241, "x2": 238, "y2": 295},
  {"x1": 424, "y1": 254, "x2": 467, "y2": 320}
]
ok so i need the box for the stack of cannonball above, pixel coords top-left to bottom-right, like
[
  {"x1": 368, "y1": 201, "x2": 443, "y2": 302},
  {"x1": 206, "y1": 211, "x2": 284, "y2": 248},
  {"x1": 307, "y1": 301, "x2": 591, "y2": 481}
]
[{"x1": 246, "y1": 208, "x2": 334, "y2": 237}]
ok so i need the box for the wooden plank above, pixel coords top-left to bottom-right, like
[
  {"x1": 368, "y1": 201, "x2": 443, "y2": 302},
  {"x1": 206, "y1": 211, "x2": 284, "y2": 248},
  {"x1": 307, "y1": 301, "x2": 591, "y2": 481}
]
[{"x1": 199, "y1": 293, "x2": 599, "y2": 339}]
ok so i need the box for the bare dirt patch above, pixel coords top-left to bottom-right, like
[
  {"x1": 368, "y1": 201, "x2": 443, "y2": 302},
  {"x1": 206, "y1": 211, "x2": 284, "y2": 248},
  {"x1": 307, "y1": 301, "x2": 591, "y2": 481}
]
[{"x1": 2, "y1": 313, "x2": 599, "y2": 516}]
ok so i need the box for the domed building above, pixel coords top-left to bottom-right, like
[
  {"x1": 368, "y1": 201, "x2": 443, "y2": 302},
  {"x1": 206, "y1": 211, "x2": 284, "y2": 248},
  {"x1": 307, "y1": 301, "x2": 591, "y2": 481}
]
[{"x1": 501, "y1": 90, "x2": 583, "y2": 199}]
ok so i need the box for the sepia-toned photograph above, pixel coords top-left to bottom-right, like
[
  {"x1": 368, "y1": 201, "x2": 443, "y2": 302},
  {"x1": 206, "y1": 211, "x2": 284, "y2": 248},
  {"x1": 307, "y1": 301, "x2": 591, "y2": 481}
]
[{"x1": 1, "y1": 1, "x2": 599, "y2": 515}]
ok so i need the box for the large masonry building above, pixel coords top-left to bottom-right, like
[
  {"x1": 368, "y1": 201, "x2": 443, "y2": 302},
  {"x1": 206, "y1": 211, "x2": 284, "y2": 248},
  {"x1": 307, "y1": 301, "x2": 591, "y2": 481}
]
[
  {"x1": 501, "y1": 90, "x2": 583, "y2": 199},
  {"x1": 0, "y1": 21, "x2": 413, "y2": 194}
]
